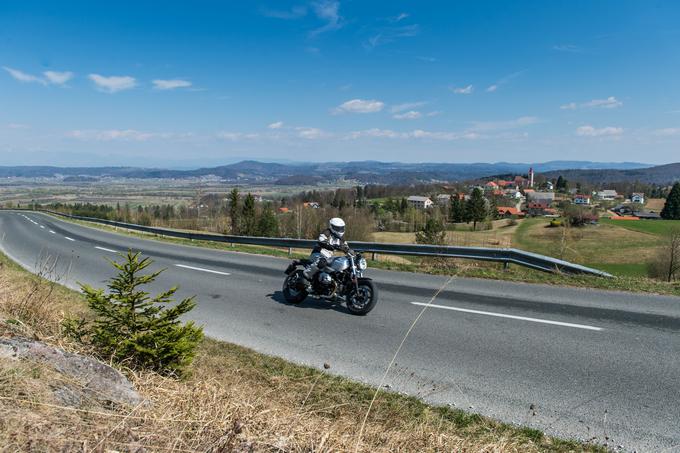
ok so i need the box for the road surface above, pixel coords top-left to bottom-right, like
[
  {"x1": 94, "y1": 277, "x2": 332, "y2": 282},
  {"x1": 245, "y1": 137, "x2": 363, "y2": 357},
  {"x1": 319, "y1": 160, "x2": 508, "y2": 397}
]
[{"x1": 1, "y1": 211, "x2": 679, "y2": 451}]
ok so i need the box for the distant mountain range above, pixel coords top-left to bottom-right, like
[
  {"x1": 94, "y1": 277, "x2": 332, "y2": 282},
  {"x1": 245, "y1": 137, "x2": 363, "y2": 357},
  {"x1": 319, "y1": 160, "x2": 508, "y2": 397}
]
[{"x1": 0, "y1": 160, "x2": 677, "y2": 185}]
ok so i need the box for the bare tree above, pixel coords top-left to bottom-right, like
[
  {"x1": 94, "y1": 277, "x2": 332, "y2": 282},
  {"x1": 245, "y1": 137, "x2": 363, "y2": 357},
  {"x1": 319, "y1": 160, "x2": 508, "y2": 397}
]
[{"x1": 649, "y1": 227, "x2": 680, "y2": 282}]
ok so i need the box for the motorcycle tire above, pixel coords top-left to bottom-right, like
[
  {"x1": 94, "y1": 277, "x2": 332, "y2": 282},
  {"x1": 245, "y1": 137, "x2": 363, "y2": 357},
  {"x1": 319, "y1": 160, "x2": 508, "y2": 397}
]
[
  {"x1": 283, "y1": 271, "x2": 308, "y2": 304},
  {"x1": 346, "y1": 279, "x2": 378, "y2": 316}
]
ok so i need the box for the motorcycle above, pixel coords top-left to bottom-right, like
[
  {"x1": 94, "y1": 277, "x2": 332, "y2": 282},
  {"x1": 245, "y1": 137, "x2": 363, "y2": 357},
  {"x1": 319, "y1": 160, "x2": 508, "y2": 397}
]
[{"x1": 282, "y1": 248, "x2": 378, "y2": 315}]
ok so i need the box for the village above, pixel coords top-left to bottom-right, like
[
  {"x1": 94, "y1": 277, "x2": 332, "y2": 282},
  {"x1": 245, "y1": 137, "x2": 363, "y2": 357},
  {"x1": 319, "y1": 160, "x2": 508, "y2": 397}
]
[{"x1": 403, "y1": 167, "x2": 660, "y2": 221}]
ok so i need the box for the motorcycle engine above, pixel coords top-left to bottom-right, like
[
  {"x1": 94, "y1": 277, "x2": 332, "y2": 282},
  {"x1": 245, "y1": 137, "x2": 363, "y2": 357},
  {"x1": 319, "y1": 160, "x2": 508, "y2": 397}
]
[
  {"x1": 317, "y1": 272, "x2": 333, "y2": 286},
  {"x1": 315, "y1": 272, "x2": 336, "y2": 296}
]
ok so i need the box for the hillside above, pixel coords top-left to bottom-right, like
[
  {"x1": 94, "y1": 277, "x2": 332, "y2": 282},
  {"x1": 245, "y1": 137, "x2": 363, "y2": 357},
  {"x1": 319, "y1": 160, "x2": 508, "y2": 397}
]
[{"x1": 542, "y1": 162, "x2": 680, "y2": 185}]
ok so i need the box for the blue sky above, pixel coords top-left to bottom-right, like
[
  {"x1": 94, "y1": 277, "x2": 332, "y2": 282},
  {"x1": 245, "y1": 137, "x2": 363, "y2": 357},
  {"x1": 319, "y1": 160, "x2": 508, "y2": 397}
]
[{"x1": 1, "y1": 0, "x2": 680, "y2": 167}]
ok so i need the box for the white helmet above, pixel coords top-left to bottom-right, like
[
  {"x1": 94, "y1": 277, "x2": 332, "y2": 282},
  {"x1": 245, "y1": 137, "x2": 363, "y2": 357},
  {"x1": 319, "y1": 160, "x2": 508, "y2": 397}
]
[{"x1": 329, "y1": 217, "x2": 345, "y2": 238}]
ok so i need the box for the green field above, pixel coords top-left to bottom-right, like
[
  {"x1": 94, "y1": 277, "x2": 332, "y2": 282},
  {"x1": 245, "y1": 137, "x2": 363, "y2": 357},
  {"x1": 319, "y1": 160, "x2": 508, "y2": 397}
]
[
  {"x1": 600, "y1": 218, "x2": 680, "y2": 235},
  {"x1": 513, "y1": 217, "x2": 664, "y2": 278}
]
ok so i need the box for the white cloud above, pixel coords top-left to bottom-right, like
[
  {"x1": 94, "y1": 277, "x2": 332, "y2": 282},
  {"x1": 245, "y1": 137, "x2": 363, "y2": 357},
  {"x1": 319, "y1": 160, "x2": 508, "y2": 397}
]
[
  {"x1": 88, "y1": 74, "x2": 137, "y2": 93},
  {"x1": 469, "y1": 116, "x2": 539, "y2": 131},
  {"x1": 43, "y1": 70, "x2": 74, "y2": 85},
  {"x1": 365, "y1": 24, "x2": 419, "y2": 49},
  {"x1": 217, "y1": 131, "x2": 260, "y2": 140},
  {"x1": 3, "y1": 66, "x2": 46, "y2": 85},
  {"x1": 485, "y1": 69, "x2": 526, "y2": 93},
  {"x1": 268, "y1": 121, "x2": 284, "y2": 129},
  {"x1": 348, "y1": 128, "x2": 401, "y2": 139},
  {"x1": 393, "y1": 110, "x2": 422, "y2": 120},
  {"x1": 582, "y1": 96, "x2": 623, "y2": 109},
  {"x1": 7, "y1": 123, "x2": 29, "y2": 129},
  {"x1": 296, "y1": 127, "x2": 328, "y2": 139},
  {"x1": 575, "y1": 125, "x2": 623, "y2": 137},
  {"x1": 333, "y1": 98, "x2": 385, "y2": 114},
  {"x1": 391, "y1": 13, "x2": 409, "y2": 22},
  {"x1": 653, "y1": 128, "x2": 680, "y2": 136},
  {"x1": 390, "y1": 101, "x2": 427, "y2": 113},
  {"x1": 310, "y1": 1, "x2": 342, "y2": 36},
  {"x1": 561, "y1": 96, "x2": 622, "y2": 110},
  {"x1": 347, "y1": 128, "x2": 478, "y2": 141},
  {"x1": 451, "y1": 84, "x2": 473, "y2": 94},
  {"x1": 4, "y1": 67, "x2": 75, "y2": 86},
  {"x1": 152, "y1": 79, "x2": 192, "y2": 90},
  {"x1": 66, "y1": 129, "x2": 192, "y2": 141}
]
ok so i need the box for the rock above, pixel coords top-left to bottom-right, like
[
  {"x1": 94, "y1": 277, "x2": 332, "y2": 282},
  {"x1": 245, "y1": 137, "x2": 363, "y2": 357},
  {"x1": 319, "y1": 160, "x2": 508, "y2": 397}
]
[{"x1": 0, "y1": 336, "x2": 143, "y2": 407}]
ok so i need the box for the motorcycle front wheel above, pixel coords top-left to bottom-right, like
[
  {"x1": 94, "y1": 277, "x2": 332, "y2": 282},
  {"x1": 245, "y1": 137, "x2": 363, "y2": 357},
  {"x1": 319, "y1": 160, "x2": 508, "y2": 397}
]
[
  {"x1": 282, "y1": 271, "x2": 308, "y2": 304},
  {"x1": 346, "y1": 280, "x2": 378, "y2": 316}
]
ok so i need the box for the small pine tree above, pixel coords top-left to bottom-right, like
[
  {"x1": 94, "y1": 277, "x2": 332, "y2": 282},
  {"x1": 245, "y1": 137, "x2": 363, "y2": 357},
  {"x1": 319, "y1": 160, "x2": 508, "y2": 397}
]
[
  {"x1": 229, "y1": 188, "x2": 240, "y2": 234},
  {"x1": 257, "y1": 203, "x2": 279, "y2": 237},
  {"x1": 661, "y1": 183, "x2": 680, "y2": 220},
  {"x1": 241, "y1": 193, "x2": 257, "y2": 235},
  {"x1": 465, "y1": 188, "x2": 488, "y2": 230},
  {"x1": 449, "y1": 196, "x2": 465, "y2": 223},
  {"x1": 416, "y1": 218, "x2": 446, "y2": 245},
  {"x1": 399, "y1": 197, "x2": 408, "y2": 214},
  {"x1": 76, "y1": 251, "x2": 203, "y2": 376}
]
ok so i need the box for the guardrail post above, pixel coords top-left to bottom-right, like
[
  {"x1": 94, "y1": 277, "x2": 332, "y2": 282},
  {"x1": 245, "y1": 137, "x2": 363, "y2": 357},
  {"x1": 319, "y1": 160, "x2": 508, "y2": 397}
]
[
  {"x1": 371, "y1": 252, "x2": 376, "y2": 261},
  {"x1": 288, "y1": 247, "x2": 292, "y2": 256}
]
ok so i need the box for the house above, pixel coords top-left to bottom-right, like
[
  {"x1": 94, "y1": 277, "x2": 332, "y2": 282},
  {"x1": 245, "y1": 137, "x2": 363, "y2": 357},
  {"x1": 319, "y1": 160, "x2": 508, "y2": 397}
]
[
  {"x1": 485, "y1": 181, "x2": 499, "y2": 190},
  {"x1": 611, "y1": 204, "x2": 635, "y2": 216},
  {"x1": 525, "y1": 201, "x2": 553, "y2": 216},
  {"x1": 597, "y1": 189, "x2": 619, "y2": 201},
  {"x1": 278, "y1": 207, "x2": 290, "y2": 213},
  {"x1": 435, "y1": 194, "x2": 451, "y2": 205},
  {"x1": 303, "y1": 202, "x2": 320, "y2": 208},
  {"x1": 407, "y1": 196, "x2": 433, "y2": 209},
  {"x1": 573, "y1": 194, "x2": 591, "y2": 205},
  {"x1": 497, "y1": 206, "x2": 524, "y2": 218},
  {"x1": 631, "y1": 193, "x2": 645, "y2": 204}
]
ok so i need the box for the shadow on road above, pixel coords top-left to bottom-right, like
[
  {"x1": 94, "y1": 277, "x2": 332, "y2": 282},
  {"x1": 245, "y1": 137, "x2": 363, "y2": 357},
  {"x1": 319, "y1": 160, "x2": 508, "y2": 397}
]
[{"x1": 268, "y1": 290, "x2": 350, "y2": 314}]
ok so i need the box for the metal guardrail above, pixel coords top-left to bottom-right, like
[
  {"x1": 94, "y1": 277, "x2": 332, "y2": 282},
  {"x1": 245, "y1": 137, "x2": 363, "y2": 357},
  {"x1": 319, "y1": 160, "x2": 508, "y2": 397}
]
[{"x1": 23, "y1": 209, "x2": 611, "y2": 277}]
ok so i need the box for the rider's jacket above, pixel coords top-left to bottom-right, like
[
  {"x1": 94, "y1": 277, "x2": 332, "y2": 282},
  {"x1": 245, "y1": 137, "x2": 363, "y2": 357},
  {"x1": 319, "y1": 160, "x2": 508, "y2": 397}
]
[{"x1": 312, "y1": 228, "x2": 347, "y2": 254}]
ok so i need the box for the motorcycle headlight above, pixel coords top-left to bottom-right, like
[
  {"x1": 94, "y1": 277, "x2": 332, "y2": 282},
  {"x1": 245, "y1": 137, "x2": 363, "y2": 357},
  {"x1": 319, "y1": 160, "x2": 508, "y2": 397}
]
[{"x1": 357, "y1": 257, "x2": 367, "y2": 271}]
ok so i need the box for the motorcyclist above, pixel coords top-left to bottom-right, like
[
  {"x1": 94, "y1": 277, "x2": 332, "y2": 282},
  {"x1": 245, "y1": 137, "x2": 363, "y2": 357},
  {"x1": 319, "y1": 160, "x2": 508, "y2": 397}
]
[{"x1": 303, "y1": 217, "x2": 350, "y2": 281}]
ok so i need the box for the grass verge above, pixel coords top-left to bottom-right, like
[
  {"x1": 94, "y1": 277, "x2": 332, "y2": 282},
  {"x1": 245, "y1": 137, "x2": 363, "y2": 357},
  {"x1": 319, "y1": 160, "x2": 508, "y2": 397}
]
[
  {"x1": 52, "y1": 213, "x2": 680, "y2": 297},
  {"x1": 0, "y1": 250, "x2": 607, "y2": 451}
]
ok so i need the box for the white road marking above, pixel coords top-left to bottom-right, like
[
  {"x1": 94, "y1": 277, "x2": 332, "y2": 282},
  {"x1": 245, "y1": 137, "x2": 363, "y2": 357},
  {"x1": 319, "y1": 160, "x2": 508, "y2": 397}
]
[
  {"x1": 410, "y1": 302, "x2": 603, "y2": 331},
  {"x1": 49, "y1": 230, "x2": 56, "y2": 234},
  {"x1": 39, "y1": 225, "x2": 45, "y2": 229},
  {"x1": 175, "y1": 264, "x2": 231, "y2": 276},
  {"x1": 64, "y1": 236, "x2": 75, "y2": 242},
  {"x1": 95, "y1": 246, "x2": 118, "y2": 253}
]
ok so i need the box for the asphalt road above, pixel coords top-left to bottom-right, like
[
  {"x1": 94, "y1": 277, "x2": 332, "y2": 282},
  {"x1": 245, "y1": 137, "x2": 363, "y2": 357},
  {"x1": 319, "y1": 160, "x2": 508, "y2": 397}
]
[{"x1": 1, "y1": 211, "x2": 679, "y2": 451}]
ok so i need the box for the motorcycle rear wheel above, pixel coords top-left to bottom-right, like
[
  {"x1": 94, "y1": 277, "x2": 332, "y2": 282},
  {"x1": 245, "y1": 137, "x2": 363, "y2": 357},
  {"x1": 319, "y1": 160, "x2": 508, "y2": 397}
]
[{"x1": 283, "y1": 271, "x2": 308, "y2": 304}]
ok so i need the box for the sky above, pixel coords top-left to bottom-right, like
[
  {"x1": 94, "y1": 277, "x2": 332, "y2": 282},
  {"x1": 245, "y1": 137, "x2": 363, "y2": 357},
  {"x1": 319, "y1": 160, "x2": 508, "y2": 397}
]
[{"x1": 1, "y1": 0, "x2": 680, "y2": 167}]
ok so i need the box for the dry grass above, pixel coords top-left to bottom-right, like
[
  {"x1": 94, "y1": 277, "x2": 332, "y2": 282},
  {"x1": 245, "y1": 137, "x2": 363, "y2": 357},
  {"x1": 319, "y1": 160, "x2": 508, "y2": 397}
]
[
  {"x1": 0, "y1": 251, "x2": 602, "y2": 452},
  {"x1": 373, "y1": 219, "x2": 520, "y2": 248}
]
